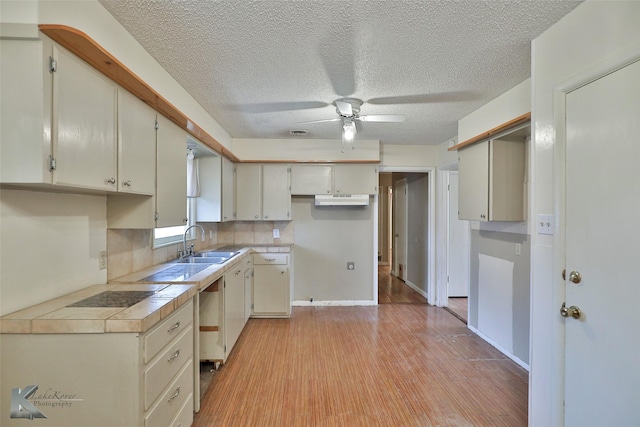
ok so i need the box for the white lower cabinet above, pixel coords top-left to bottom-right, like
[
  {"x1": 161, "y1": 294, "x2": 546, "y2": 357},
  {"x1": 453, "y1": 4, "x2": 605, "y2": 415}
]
[
  {"x1": 252, "y1": 253, "x2": 291, "y2": 318},
  {"x1": 0, "y1": 300, "x2": 195, "y2": 427}
]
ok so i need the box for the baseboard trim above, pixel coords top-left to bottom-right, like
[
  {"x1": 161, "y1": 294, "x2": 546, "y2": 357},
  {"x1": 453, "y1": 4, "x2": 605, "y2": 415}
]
[
  {"x1": 292, "y1": 300, "x2": 377, "y2": 307},
  {"x1": 467, "y1": 324, "x2": 530, "y2": 371},
  {"x1": 404, "y1": 280, "x2": 429, "y2": 301}
]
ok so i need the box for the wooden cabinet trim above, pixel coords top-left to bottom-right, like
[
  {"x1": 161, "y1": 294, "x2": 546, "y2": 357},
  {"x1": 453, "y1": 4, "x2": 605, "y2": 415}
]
[
  {"x1": 39, "y1": 24, "x2": 239, "y2": 163},
  {"x1": 448, "y1": 112, "x2": 531, "y2": 151},
  {"x1": 239, "y1": 159, "x2": 380, "y2": 164}
]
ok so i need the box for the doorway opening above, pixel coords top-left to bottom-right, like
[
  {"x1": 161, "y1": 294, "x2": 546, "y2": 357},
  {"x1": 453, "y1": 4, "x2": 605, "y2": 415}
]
[{"x1": 377, "y1": 169, "x2": 434, "y2": 304}]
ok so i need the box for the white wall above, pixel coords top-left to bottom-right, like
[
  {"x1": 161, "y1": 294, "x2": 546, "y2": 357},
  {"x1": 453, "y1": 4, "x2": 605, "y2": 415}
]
[
  {"x1": 529, "y1": 2, "x2": 640, "y2": 425},
  {"x1": 232, "y1": 138, "x2": 380, "y2": 162},
  {"x1": 0, "y1": 0, "x2": 232, "y2": 151},
  {"x1": 0, "y1": 189, "x2": 107, "y2": 315},
  {"x1": 458, "y1": 78, "x2": 530, "y2": 143},
  {"x1": 380, "y1": 144, "x2": 438, "y2": 167},
  {"x1": 292, "y1": 197, "x2": 374, "y2": 304}
]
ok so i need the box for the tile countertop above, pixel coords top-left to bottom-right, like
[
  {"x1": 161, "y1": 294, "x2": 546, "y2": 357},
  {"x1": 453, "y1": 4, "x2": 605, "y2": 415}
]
[
  {"x1": 0, "y1": 244, "x2": 291, "y2": 335},
  {"x1": 0, "y1": 283, "x2": 197, "y2": 334}
]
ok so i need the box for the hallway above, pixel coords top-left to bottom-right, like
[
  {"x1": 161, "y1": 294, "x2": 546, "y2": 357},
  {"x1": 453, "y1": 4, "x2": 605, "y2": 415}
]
[
  {"x1": 377, "y1": 265, "x2": 428, "y2": 304},
  {"x1": 193, "y1": 304, "x2": 528, "y2": 426}
]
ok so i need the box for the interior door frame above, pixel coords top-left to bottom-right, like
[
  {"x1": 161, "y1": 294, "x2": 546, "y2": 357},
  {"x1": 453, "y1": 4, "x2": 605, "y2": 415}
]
[
  {"x1": 551, "y1": 44, "x2": 640, "y2": 424},
  {"x1": 435, "y1": 162, "x2": 457, "y2": 307},
  {"x1": 394, "y1": 178, "x2": 408, "y2": 280},
  {"x1": 378, "y1": 166, "x2": 435, "y2": 304},
  {"x1": 446, "y1": 170, "x2": 470, "y2": 299}
]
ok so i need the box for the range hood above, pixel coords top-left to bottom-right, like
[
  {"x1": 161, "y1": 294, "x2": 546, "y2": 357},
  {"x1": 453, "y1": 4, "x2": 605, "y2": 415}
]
[{"x1": 314, "y1": 194, "x2": 370, "y2": 206}]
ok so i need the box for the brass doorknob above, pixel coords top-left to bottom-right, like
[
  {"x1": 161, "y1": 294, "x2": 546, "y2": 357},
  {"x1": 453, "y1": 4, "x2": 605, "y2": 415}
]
[
  {"x1": 569, "y1": 271, "x2": 582, "y2": 284},
  {"x1": 560, "y1": 302, "x2": 582, "y2": 319}
]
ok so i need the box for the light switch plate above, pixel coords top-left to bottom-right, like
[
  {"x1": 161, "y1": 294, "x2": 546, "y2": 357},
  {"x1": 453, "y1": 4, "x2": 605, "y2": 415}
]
[
  {"x1": 537, "y1": 214, "x2": 554, "y2": 235},
  {"x1": 273, "y1": 228, "x2": 280, "y2": 238}
]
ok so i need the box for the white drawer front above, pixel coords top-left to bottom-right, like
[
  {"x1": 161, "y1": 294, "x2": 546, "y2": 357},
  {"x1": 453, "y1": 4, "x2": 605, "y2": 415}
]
[
  {"x1": 144, "y1": 300, "x2": 193, "y2": 363},
  {"x1": 253, "y1": 253, "x2": 288, "y2": 265},
  {"x1": 170, "y1": 393, "x2": 194, "y2": 427},
  {"x1": 144, "y1": 325, "x2": 193, "y2": 410},
  {"x1": 145, "y1": 360, "x2": 193, "y2": 427}
]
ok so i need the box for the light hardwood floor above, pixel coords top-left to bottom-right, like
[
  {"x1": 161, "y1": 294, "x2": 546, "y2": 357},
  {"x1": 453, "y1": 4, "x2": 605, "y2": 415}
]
[
  {"x1": 378, "y1": 266, "x2": 427, "y2": 304},
  {"x1": 446, "y1": 297, "x2": 468, "y2": 323},
  {"x1": 193, "y1": 304, "x2": 528, "y2": 426}
]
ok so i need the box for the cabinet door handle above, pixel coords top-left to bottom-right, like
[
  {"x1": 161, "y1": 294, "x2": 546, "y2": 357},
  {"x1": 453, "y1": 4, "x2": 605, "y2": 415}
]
[
  {"x1": 123, "y1": 180, "x2": 132, "y2": 187},
  {"x1": 167, "y1": 349, "x2": 181, "y2": 362},
  {"x1": 254, "y1": 215, "x2": 259, "y2": 219},
  {"x1": 106, "y1": 178, "x2": 116, "y2": 184},
  {"x1": 167, "y1": 386, "x2": 181, "y2": 402},
  {"x1": 265, "y1": 258, "x2": 276, "y2": 262},
  {"x1": 167, "y1": 320, "x2": 180, "y2": 333}
]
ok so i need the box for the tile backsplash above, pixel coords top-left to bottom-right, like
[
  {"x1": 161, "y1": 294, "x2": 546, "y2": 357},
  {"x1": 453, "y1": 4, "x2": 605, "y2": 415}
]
[{"x1": 107, "y1": 221, "x2": 293, "y2": 281}]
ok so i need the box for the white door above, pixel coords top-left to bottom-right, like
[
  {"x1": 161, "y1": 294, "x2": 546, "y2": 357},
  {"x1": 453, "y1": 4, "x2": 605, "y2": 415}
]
[
  {"x1": 447, "y1": 172, "x2": 469, "y2": 297},
  {"x1": 564, "y1": 59, "x2": 640, "y2": 425},
  {"x1": 394, "y1": 179, "x2": 408, "y2": 280}
]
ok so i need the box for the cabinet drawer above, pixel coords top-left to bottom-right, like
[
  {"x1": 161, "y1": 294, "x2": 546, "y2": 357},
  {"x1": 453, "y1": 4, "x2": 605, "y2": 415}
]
[
  {"x1": 145, "y1": 359, "x2": 193, "y2": 427},
  {"x1": 144, "y1": 325, "x2": 193, "y2": 410},
  {"x1": 253, "y1": 253, "x2": 288, "y2": 265},
  {"x1": 144, "y1": 300, "x2": 193, "y2": 363},
  {"x1": 170, "y1": 392, "x2": 194, "y2": 427}
]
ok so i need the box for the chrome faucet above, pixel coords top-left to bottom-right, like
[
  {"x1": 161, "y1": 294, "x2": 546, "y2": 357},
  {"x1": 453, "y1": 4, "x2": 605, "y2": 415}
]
[{"x1": 180, "y1": 224, "x2": 205, "y2": 258}]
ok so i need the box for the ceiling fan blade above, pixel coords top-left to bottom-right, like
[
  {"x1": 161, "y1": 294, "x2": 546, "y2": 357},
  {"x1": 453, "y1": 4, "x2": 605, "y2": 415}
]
[
  {"x1": 357, "y1": 114, "x2": 405, "y2": 123},
  {"x1": 335, "y1": 100, "x2": 353, "y2": 116},
  {"x1": 319, "y1": 27, "x2": 356, "y2": 97},
  {"x1": 295, "y1": 118, "x2": 342, "y2": 125},
  {"x1": 367, "y1": 91, "x2": 480, "y2": 105}
]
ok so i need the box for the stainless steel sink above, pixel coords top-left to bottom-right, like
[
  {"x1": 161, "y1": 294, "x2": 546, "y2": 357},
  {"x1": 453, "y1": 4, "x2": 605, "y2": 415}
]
[
  {"x1": 176, "y1": 250, "x2": 239, "y2": 265},
  {"x1": 191, "y1": 251, "x2": 238, "y2": 258},
  {"x1": 176, "y1": 257, "x2": 227, "y2": 264}
]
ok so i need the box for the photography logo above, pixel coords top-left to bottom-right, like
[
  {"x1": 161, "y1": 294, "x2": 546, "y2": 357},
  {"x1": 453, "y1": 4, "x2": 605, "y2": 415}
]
[{"x1": 10, "y1": 385, "x2": 47, "y2": 419}]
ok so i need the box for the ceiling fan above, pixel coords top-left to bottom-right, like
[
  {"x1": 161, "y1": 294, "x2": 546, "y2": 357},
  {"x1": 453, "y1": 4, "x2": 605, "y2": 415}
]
[{"x1": 297, "y1": 98, "x2": 405, "y2": 151}]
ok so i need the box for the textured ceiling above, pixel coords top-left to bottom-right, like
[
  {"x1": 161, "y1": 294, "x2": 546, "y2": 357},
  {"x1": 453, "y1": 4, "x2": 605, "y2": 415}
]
[{"x1": 99, "y1": 0, "x2": 581, "y2": 145}]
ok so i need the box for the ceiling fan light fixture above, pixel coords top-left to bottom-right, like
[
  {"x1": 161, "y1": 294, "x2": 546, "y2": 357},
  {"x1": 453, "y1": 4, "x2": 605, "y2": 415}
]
[{"x1": 342, "y1": 120, "x2": 356, "y2": 142}]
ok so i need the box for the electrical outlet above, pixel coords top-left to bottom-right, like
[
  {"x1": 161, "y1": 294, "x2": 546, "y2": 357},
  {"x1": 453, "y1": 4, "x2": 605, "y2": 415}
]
[
  {"x1": 273, "y1": 228, "x2": 280, "y2": 239},
  {"x1": 347, "y1": 262, "x2": 355, "y2": 270},
  {"x1": 99, "y1": 251, "x2": 107, "y2": 270},
  {"x1": 515, "y1": 243, "x2": 522, "y2": 256}
]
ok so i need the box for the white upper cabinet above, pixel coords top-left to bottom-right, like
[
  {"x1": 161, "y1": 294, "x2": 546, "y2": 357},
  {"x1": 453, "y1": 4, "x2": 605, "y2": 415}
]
[
  {"x1": 156, "y1": 114, "x2": 187, "y2": 228},
  {"x1": 196, "y1": 156, "x2": 223, "y2": 222},
  {"x1": 290, "y1": 165, "x2": 332, "y2": 195},
  {"x1": 52, "y1": 44, "x2": 118, "y2": 191},
  {"x1": 235, "y1": 164, "x2": 291, "y2": 221},
  {"x1": 458, "y1": 137, "x2": 525, "y2": 221},
  {"x1": 235, "y1": 164, "x2": 262, "y2": 221},
  {"x1": 221, "y1": 157, "x2": 236, "y2": 222},
  {"x1": 333, "y1": 164, "x2": 378, "y2": 195},
  {"x1": 117, "y1": 89, "x2": 156, "y2": 195},
  {"x1": 0, "y1": 34, "x2": 52, "y2": 184},
  {"x1": 197, "y1": 156, "x2": 236, "y2": 222},
  {"x1": 262, "y1": 164, "x2": 291, "y2": 220},
  {"x1": 1, "y1": 34, "x2": 120, "y2": 191},
  {"x1": 290, "y1": 164, "x2": 378, "y2": 195}
]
